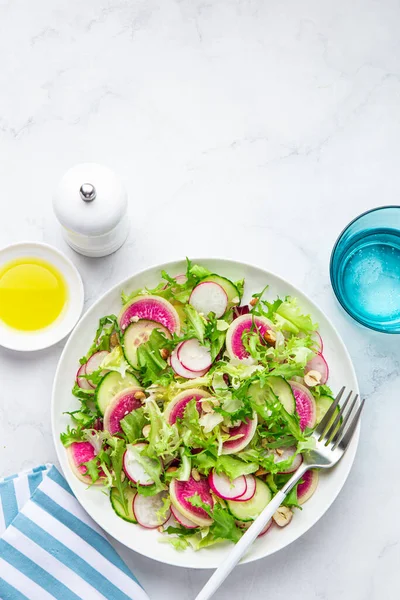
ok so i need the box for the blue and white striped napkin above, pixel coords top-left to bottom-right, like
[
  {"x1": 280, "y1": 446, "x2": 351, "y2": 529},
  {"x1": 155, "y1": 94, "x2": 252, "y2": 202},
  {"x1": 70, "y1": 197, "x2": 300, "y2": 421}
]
[{"x1": 0, "y1": 464, "x2": 149, "y2": 600}]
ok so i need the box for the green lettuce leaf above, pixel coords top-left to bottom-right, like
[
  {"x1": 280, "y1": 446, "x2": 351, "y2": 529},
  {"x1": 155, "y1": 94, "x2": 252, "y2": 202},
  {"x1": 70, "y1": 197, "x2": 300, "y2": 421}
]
[
  {"x1": 215, "y1": 455, "x2": 258, "y2": 479},
  {"x1": 120, "y1": 408, "x2": 148, "y2": 443},
  {"x1": 276, "y1": 297, "x2": 317, "y2": 333}
]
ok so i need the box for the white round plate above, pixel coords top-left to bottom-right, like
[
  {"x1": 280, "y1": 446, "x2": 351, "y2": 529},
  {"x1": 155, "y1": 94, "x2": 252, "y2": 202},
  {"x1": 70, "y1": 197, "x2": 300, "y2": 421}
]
[
  {"x1": 52, "y1": 258, "x2": 360, "y2": 569},
  {"x1": 0, "y1": 242, "x2": 84, "y2": 351}
]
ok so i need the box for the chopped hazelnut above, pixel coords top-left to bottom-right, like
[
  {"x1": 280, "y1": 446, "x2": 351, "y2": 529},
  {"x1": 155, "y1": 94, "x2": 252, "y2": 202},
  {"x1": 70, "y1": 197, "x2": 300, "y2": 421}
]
[
  {"x1": 263, "y1": 330, "x2": 277, "y2": 345},
  {"x1": 134, "y1": 391, "x2": 146, "y2": 401},
  {"x1": 273, "y1": 506, "x2": 293, "y2": 527},
  {"x1": 110, "y1": 332, "x2": 119, "y2": 348},
  {"x1": 159, "y1": 348, "x2": 170, "y2": 360},
  {"x1": 142, "y1": 424, "x2": 151, "y2": 438},
  {"x1": 304, "y1": 370, "x2": 322, "y2": 387},
  {"x1": 167, "y1": 466, "x2": 178, "y2": 473},
  {"x1": 191, "y1": 468, "x2": 200, "y2": 482},
  {"x1": 255, "y1": 467, "x2": 267, "y2": 476},
  {"x1": 250, "y1": 298, "x2": 258, "y2": 307}
]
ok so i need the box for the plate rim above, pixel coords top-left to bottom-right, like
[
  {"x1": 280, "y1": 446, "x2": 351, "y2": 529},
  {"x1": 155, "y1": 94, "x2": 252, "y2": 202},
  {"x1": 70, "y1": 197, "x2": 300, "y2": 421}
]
[{"x1": 51, "y1": 257, "x2": 360, "y2": 568}]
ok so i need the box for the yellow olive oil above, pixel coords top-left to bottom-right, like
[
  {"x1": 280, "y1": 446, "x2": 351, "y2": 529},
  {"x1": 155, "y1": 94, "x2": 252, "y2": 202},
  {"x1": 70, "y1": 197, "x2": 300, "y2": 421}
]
[{"x1": 0, "y1": 257, "x2": 68, "y2": 331}]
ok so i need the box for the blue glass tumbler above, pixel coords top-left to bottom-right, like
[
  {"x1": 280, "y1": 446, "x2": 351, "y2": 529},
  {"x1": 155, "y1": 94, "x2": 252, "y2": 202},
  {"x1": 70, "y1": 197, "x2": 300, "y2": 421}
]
[{"x1": 330, "y1": 206, "x2": 400, "y2": 334}]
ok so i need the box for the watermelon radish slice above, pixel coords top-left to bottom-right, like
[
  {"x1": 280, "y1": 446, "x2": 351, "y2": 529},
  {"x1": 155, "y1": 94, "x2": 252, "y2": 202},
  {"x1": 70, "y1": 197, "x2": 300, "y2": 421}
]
[
  {"x1": 305, "y1": 353, "x2": 329, "y2": 385},
  {"x1": 226, "y1": 314, "x2": 275, "y2": 362},
  {"x1": 123, "y1": 319, "x2": 171, "y2": 369},
  {"x1": 221, "y1": 415, "x2": 258, "y2": 455},
  {"x1": 170, "y1": 344, "x2": 208, "y2": 379},
  {"x1": 275, "y1": 446, "x2": 303, "y2": 474},
  {"x1": 76, "y1": 363, "x2": 92, "y2": 390},
  {"x1": 123, "y1": 443, "x2": 161, "y2": 486},
  {"x1": 189, "y1": 282, "x2": 228, "y2": 318},
  {"x1": 103, "y1": 387, "x2": 143, "y2": 434},
  {"x1": 169, "y1": 476, "x2": 214, "y2": 527},
  {"x1": 118, "y1": 295, "x2": 181, "y2": 334},
  {"x1": 235, "y1": 475, "x2": 256, "y2": 502},
  {"x1": 208, "y1": 470, "x2": 247, "y2": 500},
  {"x1": 86, "y1": 350, "x2": 109, "y2": 388},
  {"x1": 178, "y1": 339, "x2": 212, "y2": 372},
  {"x1": 289, "y1": 381, "x2": 317, "y2": 431},
  {"x1": 133, "y1": 491, "x2": 170, "y2": 529},
  {"x1": 170, "y1": 504, "x2": 198, "y2": 529},
  {"x1": 66, "y1": 442, "x2": 104, "y2": 485},
  {"x1": 164, "y1": 389, "x2": 210, "y2": 425},
  {"x1": 298, "y1": 469, "x2": 319, "y2": 505}
]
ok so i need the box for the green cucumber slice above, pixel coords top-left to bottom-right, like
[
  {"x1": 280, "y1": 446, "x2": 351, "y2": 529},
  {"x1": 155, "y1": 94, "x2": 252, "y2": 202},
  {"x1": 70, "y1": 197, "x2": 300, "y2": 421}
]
[
  {"x1": 268, "y1": 376, "x2": 296, "y2": 415},
  {"x1": 200, "y1": 275, "x2": 241, "y2": 304},
  {"x1": 110, "y1": 487, "x2": 137, "y2": 523},
  {"x1": 316, "y1": 394, "x2": 340, "y2": 436},
  {"x1": 227, "y1": 479, "x2": 272, "y2": 522},
  {"x1": 95, "y1": 371, "x2": 141, "y2": 415},
  {"x1": 123, "y1": 319, "x2": 171, "y2": 369}
]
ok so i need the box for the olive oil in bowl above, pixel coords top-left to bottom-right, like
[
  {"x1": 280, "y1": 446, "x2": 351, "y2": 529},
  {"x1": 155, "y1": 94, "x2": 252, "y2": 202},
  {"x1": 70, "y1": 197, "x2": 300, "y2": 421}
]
[{"x1": 0, "y1": 257, "x2": 68, "y2": 331}]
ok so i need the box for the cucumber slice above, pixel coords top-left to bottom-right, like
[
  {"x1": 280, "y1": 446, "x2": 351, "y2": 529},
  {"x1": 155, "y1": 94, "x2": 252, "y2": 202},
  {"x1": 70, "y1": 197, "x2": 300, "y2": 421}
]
[
  {"x1": 95, "y1": 371, "x2": 141, "y2": 415},
  {"x1": 227, "y1": 479, "x2": 272, "y2": 522},
  {"x1": 316, "y1": 394, "x2": 340, "y2": 436},
  {"x1": 200, "y1": 275, "x2": 241, "y2": 304},
  {"x1": 110, "y1": 487, "x2": 137, "y2": 523},
  {"x1": 123, "y1": 319, "x2": 171, "y2": 369},
  {"x1": 268, "y1": 376, "x2": 296, "y2": 415}
]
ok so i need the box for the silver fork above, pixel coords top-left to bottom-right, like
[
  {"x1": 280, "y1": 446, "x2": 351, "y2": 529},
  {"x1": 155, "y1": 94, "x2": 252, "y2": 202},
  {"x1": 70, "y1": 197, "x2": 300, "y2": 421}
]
[{"x1": 195, "y1": 387, "x2": 365, "y2": 600}]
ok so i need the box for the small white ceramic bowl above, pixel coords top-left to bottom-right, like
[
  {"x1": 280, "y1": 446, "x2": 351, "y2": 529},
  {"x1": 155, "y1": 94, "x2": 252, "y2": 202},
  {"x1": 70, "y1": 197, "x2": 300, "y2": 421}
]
[{"x1": 0, "y1": 242, "x2": 84, "y2": 351}]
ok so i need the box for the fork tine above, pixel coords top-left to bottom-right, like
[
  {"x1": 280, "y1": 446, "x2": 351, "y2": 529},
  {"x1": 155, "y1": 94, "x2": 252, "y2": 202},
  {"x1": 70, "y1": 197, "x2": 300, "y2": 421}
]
[
  {"x1": 331, "y1": 393, "x2": 359, "y2": 447},
  {"x1": 316, "y1": 386, "x2": 345, "y2": 440},
  {"x1": 333, "y1": 398, "x2": 365, "y2": 450},
  {"x1": 324, "y1": 390, "x2": 353, "y2": 445}
]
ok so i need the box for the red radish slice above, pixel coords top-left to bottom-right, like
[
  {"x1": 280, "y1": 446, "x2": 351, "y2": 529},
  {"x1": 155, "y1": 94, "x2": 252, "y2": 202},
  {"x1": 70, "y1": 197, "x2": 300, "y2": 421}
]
[
  {"x1": 221, "y1": 415, "x2": 258, "y2": 455},
  {"x1": 226, "y1": 315, "x2": 275, "y2": 362},
  {"x1": 235, "y1": 475, "x2": 256, "y2": 502},
  {"x1": 119, "y1": 295, "x2": 181, "y2": 334},
  {"x1": 66, "y1": 442, "x2": 104, "y2": 485},
  {"x1": 190, "y1": 282, "x2": 228, "y2": 319},
  {"x1": 314, "y1": 331, "x2": 323, "y2": 353},
  {"x1": 76, "y1": 364, "x2": 92, "y2": 390},
  {"x1": 275, "y1": 446, "x2": 303, "y2": 474},
  {"x1": 208, "y1": 471, "x2": 247, "y2": 500},
  {"x1": 170, "y1": 344, "x2": 208, "y2": 379},
  {"x1": 133, "y1": 491, "x2": 170, "y2": 529},
  {"x1": 298, "y1": 469, "x2": 319, "y2": 505},
  {"x1": 164, "y1": 389, "x2": 210, "y2": 425},
  {"x1": 289, "y1": 381, "x2": 317, "y2": 431},
  {"x1": 174, "y1": 274, "x2": 187, "y2": 285},
  {"x1": 170, "y1": 505, "x2": 198, "y2": 529},
  {"x1": 86, "y1": 351, "x2": 109, "y2": 388},
  {"x1": 103, "y1": 387, "x2": 143, "y2": 434},
  {"x1": 123, "y1": 443, "x2": 160, "y2": 486},
  {"x1": 178, "y1": 339, "x2": 212, "y2": 372},
  {"x1": 169, "y1": 476, "x2": 214, "y2": 527},
  {"x1": 305, "y1": 353, "x2": 329, "y2": 385},
  {"x1": 258, "y1": 519, "x2": 273, "y2": 537}
]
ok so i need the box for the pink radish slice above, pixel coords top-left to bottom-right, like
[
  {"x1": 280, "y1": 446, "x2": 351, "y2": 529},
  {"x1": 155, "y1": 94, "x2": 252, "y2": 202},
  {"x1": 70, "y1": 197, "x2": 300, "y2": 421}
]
[
  {"x1": 314, "y1": 332, "x2": 323, "y2": 353},
  {"x1": 208, "y1": 471, "x2": 247, "y2": 500},
  {"x1": 178, "y1": 339, "x2": 212, "y2": 372},
  {"x1": 119, "y1": 295, "x2": 181, "y2": 334},
  {"x1": 103, "y1": 387, "x2": 143, "y2": 434},
  {"x1": 123, "y1": 443, "x2": 160, "y2": 486},
  {"x1": 235, "y1": 475, "x2": 256, "y2": 502},
  {"x1": 169, "y1": 476, "x2": 214, "y2": 527},
  {"x1": 275, "y1": 446, "x2": 303, "y2": 474},
  {"x1": 164, "y1": 389, "x2": 210, "y2": 425},
  {"x1": 289, "y1": 381, "x2": 317, "y2": 431},
  {"x1": 226, "y1": 315, "x2": 275, "y2": 362},
  {"x1": 76, "y1": 364, "x2": 92, "y2": 390},
  {"x1": 175, "y1": 274, "x2": 188, "y2": 285},
  {"x1": 133, "y1": 491, "x2": 171, "y2": 529},
  {"x1": 305, "y1": 353, "x2": 329, "y2": 385},
  {"x1": 298, "y1": 469, "x2": 319, "y2": 505},
  {"x1": 67, "y1": 442, "x2": 104, "y2": 485},
  {"x1": 170, "y1": 343, "x2": 208, "y2": 379},
  {"x1": 170, "y1": 505, "x2": 198, "y2": 529},
  {"x1": 190, "y1": 282, "x2": 228, "y2": 319},
  {"x1": 222, "y1": 415, "x2": 258, "y2": 455},
  {"x1": 258, "y1": 519, "x2": 273, "y2": 537},
  {"x1": 86, "y1": 351, "x2": 109, "y2": 388}
]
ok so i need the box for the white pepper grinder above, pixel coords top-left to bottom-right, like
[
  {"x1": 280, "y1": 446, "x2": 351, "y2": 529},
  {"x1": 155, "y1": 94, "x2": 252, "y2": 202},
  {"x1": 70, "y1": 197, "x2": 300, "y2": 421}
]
[{"x1": 53, "y1": 163, "x2": 129, "y2": 257}]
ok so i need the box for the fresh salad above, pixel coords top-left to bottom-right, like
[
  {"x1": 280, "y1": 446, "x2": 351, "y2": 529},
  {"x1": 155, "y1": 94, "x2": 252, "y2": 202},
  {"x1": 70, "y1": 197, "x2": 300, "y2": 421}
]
[{"x1": 61, "y1": 260, "x2": 337, "y2": 551}]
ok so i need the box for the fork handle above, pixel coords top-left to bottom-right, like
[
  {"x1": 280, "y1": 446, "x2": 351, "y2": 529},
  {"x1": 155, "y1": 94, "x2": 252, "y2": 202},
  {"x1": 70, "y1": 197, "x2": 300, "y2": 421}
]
[{"x1": 194, "y1": 464, "x2": 308, "y2": 600}]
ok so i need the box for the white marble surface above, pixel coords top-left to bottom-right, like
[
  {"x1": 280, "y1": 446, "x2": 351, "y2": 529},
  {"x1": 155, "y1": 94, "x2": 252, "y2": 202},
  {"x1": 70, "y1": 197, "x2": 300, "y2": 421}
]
[{"x1": 1, "y1": 0, "x2": 400, "y2": 598}]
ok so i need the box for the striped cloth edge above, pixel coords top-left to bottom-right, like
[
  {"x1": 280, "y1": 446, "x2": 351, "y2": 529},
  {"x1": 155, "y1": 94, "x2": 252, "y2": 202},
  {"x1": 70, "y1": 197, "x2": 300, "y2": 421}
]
[{"x1": 0, "y1": 464, "x2": 149, "y2": 600}]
